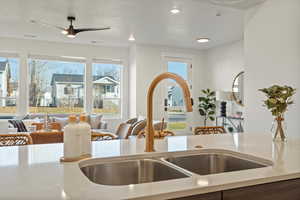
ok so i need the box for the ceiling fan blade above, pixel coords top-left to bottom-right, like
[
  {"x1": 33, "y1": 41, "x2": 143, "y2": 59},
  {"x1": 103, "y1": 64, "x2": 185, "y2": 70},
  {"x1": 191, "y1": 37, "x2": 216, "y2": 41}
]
[
  {"x1": 31, "y1": 19, "x2": 65, "y2": 31},
  {"x1": 74, "y1": 27, "x2": 111, "y2": 34}
]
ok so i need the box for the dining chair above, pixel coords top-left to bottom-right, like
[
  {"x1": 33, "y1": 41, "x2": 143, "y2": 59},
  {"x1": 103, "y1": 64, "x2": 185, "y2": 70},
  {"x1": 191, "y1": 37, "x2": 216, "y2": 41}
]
[
  {"x1": 30, "y1": 131, "x2": 64, "y2": 144},
  {"x1": 91, "y1": 132, "x2": 117, "y2": 141},
  {"x1": 194, "y1": 126, "x2": 226, "y2": 135},
  {"x1": 0, "y1": 134, "x2": 33, "y2": 146}
]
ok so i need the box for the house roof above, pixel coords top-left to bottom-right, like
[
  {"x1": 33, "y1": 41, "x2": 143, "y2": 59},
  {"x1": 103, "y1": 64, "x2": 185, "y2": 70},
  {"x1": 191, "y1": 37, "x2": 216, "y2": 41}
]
[
  {"x1": 51, "y1": 74, "x2": 118, "y2": 85},
  {"x1": 51, "y1": 74, "x2": 83, "y2": 85},
  {"x1": 93, "y1": 76, "x2": 119, "y2": 85},
  {"x1": 0, "y1": 61, "x2": 8, "y2": 71}
]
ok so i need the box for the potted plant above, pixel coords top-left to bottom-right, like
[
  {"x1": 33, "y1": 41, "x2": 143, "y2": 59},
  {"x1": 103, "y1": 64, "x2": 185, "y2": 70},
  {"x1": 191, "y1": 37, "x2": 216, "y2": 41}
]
[
  {"x1": 259, "y1": 85, "x2": 296, "y2": 141},
  {"x1": 198, "y1": 89, "x2": 216, "y2": 126}
]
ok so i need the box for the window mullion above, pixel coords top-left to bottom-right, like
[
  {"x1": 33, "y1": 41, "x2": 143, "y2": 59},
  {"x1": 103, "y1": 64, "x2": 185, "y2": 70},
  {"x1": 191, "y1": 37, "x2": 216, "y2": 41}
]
[
  {"x1": 85, "y1": 60, "x2": 93, "y2": 114},
  {"x1": 18, "y1": 54, "x2": 28, "y2": 116}
]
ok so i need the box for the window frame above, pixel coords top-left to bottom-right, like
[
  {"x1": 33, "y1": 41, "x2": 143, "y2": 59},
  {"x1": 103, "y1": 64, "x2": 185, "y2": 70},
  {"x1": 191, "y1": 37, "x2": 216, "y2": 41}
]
[
  {"x1": 27, "y1": 55, "x2": 87, "y2": 115},
  {"x1": 162, "y1": 55, "x2": 194, "y2": 133},
  {"x1": 91, "y1": 60, "x2": 124, "y2": 119},
  {"x1": 0, "y1": 54, "x2": 126, "y2": 120},
  {"x1": 0, "y1": 53, "x2": 20, "y2": 116}
]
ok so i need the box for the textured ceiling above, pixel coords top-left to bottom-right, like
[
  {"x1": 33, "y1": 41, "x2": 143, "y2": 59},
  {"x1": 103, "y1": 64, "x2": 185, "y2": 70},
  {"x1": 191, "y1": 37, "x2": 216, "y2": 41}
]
[{"x1": 0, "y1": 0, "x2": 264, "y2": 49}]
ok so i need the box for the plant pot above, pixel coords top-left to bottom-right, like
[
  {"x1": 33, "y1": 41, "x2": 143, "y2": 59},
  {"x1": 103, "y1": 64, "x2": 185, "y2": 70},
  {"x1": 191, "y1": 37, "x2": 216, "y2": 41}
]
[{"x1": 273, "y1": 116, "x2": 287, "y2": 142}]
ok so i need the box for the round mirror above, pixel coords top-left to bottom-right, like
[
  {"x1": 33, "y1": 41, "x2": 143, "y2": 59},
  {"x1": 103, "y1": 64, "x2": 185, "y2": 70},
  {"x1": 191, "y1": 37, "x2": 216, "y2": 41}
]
[{"x1": 232, "y1": 71, "x2": 244, "y2": 106}]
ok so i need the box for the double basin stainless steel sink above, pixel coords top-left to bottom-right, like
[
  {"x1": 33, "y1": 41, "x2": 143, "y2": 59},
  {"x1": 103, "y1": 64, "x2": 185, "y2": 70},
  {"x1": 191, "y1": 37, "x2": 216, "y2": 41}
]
[{"x1": 79, "y1": 150, "x2": 272, "y2": 186}]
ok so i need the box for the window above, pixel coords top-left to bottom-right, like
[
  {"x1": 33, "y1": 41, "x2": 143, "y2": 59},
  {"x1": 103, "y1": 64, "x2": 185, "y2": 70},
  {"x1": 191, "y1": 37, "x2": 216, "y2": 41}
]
[
  {"x1": 92, "y1": 63, "x2": 122, "y2": 117},
  {"x1": 165, "y1": 60, "x2": 191, "y2": 131},
  {"x1": 28, "y1": 59, "x2": 85, "y2": 113},
  {"x1": 0, "y1": 57, "x2": 19, "y2": 114}
]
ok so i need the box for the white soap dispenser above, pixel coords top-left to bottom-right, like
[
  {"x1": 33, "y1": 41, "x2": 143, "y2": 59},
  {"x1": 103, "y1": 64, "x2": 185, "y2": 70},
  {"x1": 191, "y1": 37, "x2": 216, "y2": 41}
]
[
  {"x1": 60, "y1": 115, "x2": 81, "y2": 162},
  {"x1": 78, "y1": 114, "x2": 92, "y2": 157}
]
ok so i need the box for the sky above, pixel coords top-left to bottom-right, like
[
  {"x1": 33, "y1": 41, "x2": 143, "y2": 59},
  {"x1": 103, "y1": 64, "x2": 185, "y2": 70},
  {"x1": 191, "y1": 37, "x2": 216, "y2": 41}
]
[
  {"x1": 168, "y1": 61, "x2": 188, "y2": 80},
  {"x1": 167, "y1": 61, "x2": 188, "y2": 107}
]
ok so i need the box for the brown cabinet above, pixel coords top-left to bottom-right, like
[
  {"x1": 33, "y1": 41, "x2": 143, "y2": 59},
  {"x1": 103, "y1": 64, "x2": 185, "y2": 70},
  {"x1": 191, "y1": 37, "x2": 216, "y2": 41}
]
[
  {"x1": 223, "y1": 179, "x2": 300, "y2": 200},
  {"x1": 170, "y1": 192, "x2": 221, "y2": 200},
  {"x1": 169, "y1": 179, "x2": 300, "y2": 200}
]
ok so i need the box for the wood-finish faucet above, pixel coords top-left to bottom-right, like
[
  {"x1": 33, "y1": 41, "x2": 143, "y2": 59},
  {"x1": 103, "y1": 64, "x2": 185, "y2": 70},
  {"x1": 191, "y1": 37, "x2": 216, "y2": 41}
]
[{"x1": 145, "y1": 72, "x2": 193, "y2": 152}]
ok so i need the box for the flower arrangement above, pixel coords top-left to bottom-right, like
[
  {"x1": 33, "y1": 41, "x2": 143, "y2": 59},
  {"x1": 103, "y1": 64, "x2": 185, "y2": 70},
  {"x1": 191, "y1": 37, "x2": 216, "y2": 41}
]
[{"x1": 259, "y1": 85, "x2": 296, "y2": 141}]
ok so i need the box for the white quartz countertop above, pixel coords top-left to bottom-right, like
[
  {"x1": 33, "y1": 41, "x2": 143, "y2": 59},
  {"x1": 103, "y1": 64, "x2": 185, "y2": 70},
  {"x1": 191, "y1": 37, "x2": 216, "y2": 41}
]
[{"x1": 1, "y1": 133, "x2": 300, "y2": 200}]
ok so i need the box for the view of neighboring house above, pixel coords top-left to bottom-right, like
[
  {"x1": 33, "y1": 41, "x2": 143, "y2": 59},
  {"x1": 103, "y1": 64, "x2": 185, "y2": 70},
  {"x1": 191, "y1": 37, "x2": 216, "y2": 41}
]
[
  {"x1": 50, "y1": 73, "x2": 120, "y2": 108},
  {"x1": 0, "y1": 61, "x2": 17, "y2": 107},
  {"x1": 168, "y1": 86, "x2": 184, "y2": 108}
]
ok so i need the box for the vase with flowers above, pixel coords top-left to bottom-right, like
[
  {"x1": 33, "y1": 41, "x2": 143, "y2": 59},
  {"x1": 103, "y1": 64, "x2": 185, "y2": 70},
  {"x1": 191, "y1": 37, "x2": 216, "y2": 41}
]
[{"x1": 259, "y1": 85, "x2": 296, "y2": 142}]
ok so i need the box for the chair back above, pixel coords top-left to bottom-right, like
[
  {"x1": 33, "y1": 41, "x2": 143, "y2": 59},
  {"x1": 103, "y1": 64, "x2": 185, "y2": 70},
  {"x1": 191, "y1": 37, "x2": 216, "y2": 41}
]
[
  {"x1": 92, "y1": 133, "x2": 116, "y2": 141},
  {"x1": 30, "y1": 131, "x2": 63, "y2": 144},
  {"x1": 125, "y1": 118, "x2": 138, "y2": 125},
  {"x1": 32, "y1": 122, "x2": 44, "y2": 131},
  {"x1": 194, "y1": 126, "x2": 226, "y2": 135},
  {"x1": 0, "y1": 134, "x2": 33, "y2": 146},
  {"x1": 116, "y1": 123, "x2": 132, "y2": 139},
  {"x1": 131, "y1": 120, "x2": 147, "y2": 136}
]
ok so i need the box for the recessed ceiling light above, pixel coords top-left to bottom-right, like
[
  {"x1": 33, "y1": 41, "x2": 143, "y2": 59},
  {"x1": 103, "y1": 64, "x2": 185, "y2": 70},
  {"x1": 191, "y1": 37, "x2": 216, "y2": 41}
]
[
  {"x1": 170, "y1": 8, "x2": 181, "y2": 14},
  {"x1": 128, "y1": 34, "x2": 135, "y2": 41},
  {"x1": 196, "y1": 38, "x2": 210, "y2": 43}
]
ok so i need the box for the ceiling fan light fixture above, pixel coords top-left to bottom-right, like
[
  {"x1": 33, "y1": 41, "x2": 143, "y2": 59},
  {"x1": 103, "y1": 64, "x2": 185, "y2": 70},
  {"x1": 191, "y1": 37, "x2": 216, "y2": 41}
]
[
  {"x1": 32, "y1": 16, "x2": 111, "y2": 39},
  {"x1": 67, "y1": 34, "x2": 76, "y2": 38},
  {"x1": 61, "y1": 30, "x2": 68, "y2": 35}
]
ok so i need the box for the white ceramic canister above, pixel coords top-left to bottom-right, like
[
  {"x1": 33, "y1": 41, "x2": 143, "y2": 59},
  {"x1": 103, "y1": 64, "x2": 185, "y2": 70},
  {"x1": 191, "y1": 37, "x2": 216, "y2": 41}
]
[
  {"x1": 78, "y1": 114, "x2": 91, "y2": 156},
  {"x1": 63, "y1": 115, "x2": 81, "y2": 159}
]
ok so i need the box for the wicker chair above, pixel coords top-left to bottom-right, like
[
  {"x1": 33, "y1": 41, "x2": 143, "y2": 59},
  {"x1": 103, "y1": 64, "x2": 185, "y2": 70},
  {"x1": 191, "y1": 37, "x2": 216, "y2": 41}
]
[
  {"x1": 194, "y1": 126, "x2": 226, "y2": 135},
  {"x1": 91, "y1": 133, "x2": 117, "y2": 141},
  {"x1": 0, "y1": 134, "x2": 33, "y2": 146},
  {"x1": 92, "y1": 123, "x2": 131, "y2": 140},
  {"x1": 32, "y1": 122, "x2": 44, "y2": 131},
  {"x1": 125, "y1": 118, "x2": 138, "y2": 125},
  {"x1": 30, "y1": 131, "x2": 64, "y2": 144},
  {"x1": 30, "y1": 131, "x2": 117, "y2": 144}
]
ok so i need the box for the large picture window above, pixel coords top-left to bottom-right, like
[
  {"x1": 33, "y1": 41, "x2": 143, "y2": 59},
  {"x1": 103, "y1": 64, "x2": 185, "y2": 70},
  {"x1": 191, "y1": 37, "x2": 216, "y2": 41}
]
[
  {"x1": 0, "y1": 57, "x2": 19, "y2": 114},
  {"x1": 92, "y1": 63, "x2": 122, "y2": 117},
  {"x1": 28, "y1": 58, "x2": 85, "y2": 113}
]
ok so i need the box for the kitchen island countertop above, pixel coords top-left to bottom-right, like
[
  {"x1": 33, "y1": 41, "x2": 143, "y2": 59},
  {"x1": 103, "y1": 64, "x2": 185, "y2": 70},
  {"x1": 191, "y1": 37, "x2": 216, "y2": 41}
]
[{"x1": 1, "y1": 133, "x2": 300, "y2": 200}]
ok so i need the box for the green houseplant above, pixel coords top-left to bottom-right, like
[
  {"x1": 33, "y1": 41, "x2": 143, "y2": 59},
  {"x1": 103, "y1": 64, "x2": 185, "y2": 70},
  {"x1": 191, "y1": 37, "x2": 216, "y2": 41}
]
[
  {"x1": 259, "y1": 85, "x2": 296, "y2": 141},
  {"x1": 198, "y1": 89, "x2": 216, "y2": 126}
]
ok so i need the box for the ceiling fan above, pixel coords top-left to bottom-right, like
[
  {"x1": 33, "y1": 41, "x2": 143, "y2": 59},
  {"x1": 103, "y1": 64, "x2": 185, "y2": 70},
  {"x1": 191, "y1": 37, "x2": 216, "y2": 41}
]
[{"x1": 32, "y1": 16, "x2": 111, "y2": 38}]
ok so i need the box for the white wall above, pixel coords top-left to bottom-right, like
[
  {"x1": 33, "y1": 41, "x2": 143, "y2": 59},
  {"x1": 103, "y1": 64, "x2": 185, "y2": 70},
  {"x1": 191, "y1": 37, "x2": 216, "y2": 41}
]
[
  {"x1": 0, "y1": 37, "x2": 129, "y2": 131},
  {"x1": 129, "y1": 45, "x2": 137, "y2": 118},
  {"x1": 0, "y1": 37, "x2": 245, "y2": 132},
  {"x1": 203, "y1": 40, "x2": 244, "y2": 119},
  {"x1": 244, "y1": 0, "x2": 300, "y2": 138},
  {"x1": 204, "y1": 40, "x2": 244, "y2": 92},
  {"x1": 130, "y1": 44, "x2": 206, "y2": 127}
]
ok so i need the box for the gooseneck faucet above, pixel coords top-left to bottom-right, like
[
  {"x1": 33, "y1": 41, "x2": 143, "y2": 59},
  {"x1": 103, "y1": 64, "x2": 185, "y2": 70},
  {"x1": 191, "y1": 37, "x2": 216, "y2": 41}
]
[{"x1": 145, "y1": 72, "x2": 193, "y2": 152}]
